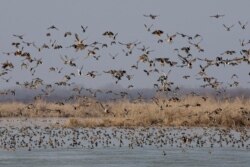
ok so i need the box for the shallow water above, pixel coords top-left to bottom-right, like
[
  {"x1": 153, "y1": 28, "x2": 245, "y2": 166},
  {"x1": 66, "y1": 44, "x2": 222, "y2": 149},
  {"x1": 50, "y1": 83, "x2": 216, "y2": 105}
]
[
  {"x1": 0, "y1": 147, "x2": 249, "y2": 167},
  {"x1": 1, "y1": 119, "x2": 250, "y2": 166}
]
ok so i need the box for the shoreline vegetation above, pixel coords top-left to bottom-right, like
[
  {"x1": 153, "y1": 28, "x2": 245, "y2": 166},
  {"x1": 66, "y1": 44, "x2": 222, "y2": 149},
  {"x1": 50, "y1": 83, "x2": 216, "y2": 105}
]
[{"x1": 0, "y1": 96, "x2": 249, "y2": 128}]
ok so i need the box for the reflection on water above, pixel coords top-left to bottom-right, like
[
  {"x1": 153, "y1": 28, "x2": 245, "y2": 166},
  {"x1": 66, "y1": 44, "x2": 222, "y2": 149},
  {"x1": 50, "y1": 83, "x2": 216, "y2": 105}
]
[{"x1": 0, "y1": 147, "x2": 249, "y2": 167}]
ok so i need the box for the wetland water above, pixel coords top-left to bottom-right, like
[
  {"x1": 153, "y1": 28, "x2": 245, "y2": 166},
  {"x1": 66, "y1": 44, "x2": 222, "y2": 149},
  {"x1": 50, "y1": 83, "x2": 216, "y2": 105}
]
[
  {"x1": 0, "y1": 147, "x2": 250, "y2": 167},
  {"x1": 0, "y1": 118, "x2": 249, "y2": 167}
]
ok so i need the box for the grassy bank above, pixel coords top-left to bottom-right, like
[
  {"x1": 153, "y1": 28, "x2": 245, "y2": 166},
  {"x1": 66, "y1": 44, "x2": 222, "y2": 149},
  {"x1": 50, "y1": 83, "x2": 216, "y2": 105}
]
[{"x1": 0, "y1": 96, "x2": 249, "y2": 128}]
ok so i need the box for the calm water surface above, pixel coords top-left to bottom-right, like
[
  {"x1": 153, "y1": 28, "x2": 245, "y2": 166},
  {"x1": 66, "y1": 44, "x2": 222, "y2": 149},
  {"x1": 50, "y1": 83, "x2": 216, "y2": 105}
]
[{"x1": 0, "y1": 147, "x2": 249, "y2": 167}]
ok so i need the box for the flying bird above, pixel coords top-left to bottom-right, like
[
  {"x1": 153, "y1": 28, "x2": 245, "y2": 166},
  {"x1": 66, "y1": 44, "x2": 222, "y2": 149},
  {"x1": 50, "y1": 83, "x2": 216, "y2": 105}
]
[
  {"x1": 238, "y1": 21, "x2": 248, "y2": 30},
  {"x1": 223, "y1": 24, "x2": 234, "y2": 31},
  {"x1": 47, "y1": 25, "x2": 59, "y2": 30},
  {"x1": 143, "y1": 14, "x2": 159, "y2": 19},
  {"x1": 152, "y1": 30, "x2": 164, "y2": 37},
  {"x1": 210, "y1": 14, "x2": 225, "y2": 18},
  {"x1": 81, "y1": 25, "x2": 88, "y2": 33}
]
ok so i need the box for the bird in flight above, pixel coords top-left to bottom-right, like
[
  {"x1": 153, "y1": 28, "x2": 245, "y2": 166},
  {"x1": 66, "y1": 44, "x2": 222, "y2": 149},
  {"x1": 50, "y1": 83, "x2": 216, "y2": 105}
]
[
  {"x1": 13, "y1": 34, "x2": 24, "y2": 40},
  {"x1": 81, "y1": 25, "x2": 88, "y2": 33},
  {"x1": 77, "y1": 65, "x2": 84, "y2": 76},
  {"x1": 152, "y1": 30, "x2": 164, "y2": 37},
  {"x1": 144, "y1": 24, "x2": 153, "y2": 32},
  {"x1": 238, "y1": 21, "x2": 248, "y2": 30},
  {"x1": 47, "y1": 25, "x2": 59, "y2": 30},
  {"x1": 166, "y1": 33, "x2": 177, "y2": 43},
  {"x1": 223, "y1": 24, "x2": 234, "y2": 31},
  {"x1": 143, "y1": 14, "x2": 159, "y2": 20},
  {"x1": 103, "y1": 31, "x2": 118, "y2": 40},
  {"x1": 210, "y1": 14, "x2": 225, "y2": 19},
  {"x1": 109, "y1": 53, "x2": 119, "y2": 60},
  {"x1": 64, "y1": 32, "x2": 72, "y2": 37}
]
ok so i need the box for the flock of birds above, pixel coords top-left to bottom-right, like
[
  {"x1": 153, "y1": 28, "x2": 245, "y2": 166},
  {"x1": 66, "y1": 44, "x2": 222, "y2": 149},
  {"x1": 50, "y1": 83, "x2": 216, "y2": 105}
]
[
  {"x1": 0, "y1": 14, "x2": 250, "y2": 153},
  {"x1": 0, "y1": 119, "x2": 249, "y2": 152},
  {"x1": 0, "y1": 13, "x2": 250, "y2": 106}
]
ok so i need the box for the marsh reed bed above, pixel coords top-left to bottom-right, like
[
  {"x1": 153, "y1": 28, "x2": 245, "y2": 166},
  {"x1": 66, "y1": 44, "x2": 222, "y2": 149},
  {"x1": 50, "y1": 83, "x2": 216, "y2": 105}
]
[{"x1": 0, "y1": 96, "x2": 249, "y2": 128}]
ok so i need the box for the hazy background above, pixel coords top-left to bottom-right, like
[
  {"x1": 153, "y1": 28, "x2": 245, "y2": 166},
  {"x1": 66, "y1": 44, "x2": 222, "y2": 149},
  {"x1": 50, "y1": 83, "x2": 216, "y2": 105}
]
[{"x1": 0, "y1": 0, "x2": 250, "y2": 90}]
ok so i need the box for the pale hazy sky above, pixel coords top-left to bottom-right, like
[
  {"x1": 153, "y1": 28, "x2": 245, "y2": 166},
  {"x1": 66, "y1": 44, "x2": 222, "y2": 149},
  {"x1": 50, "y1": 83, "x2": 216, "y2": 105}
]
[{"x1": 0, "y1": 0, "x2": 250, "y2": 89}]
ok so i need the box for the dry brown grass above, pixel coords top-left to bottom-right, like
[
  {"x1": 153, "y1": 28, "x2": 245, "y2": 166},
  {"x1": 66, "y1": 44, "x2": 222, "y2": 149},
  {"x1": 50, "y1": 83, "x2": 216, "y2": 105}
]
[{"x1": 0, "y1": 96, "x2": 250, "y2": 128}]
